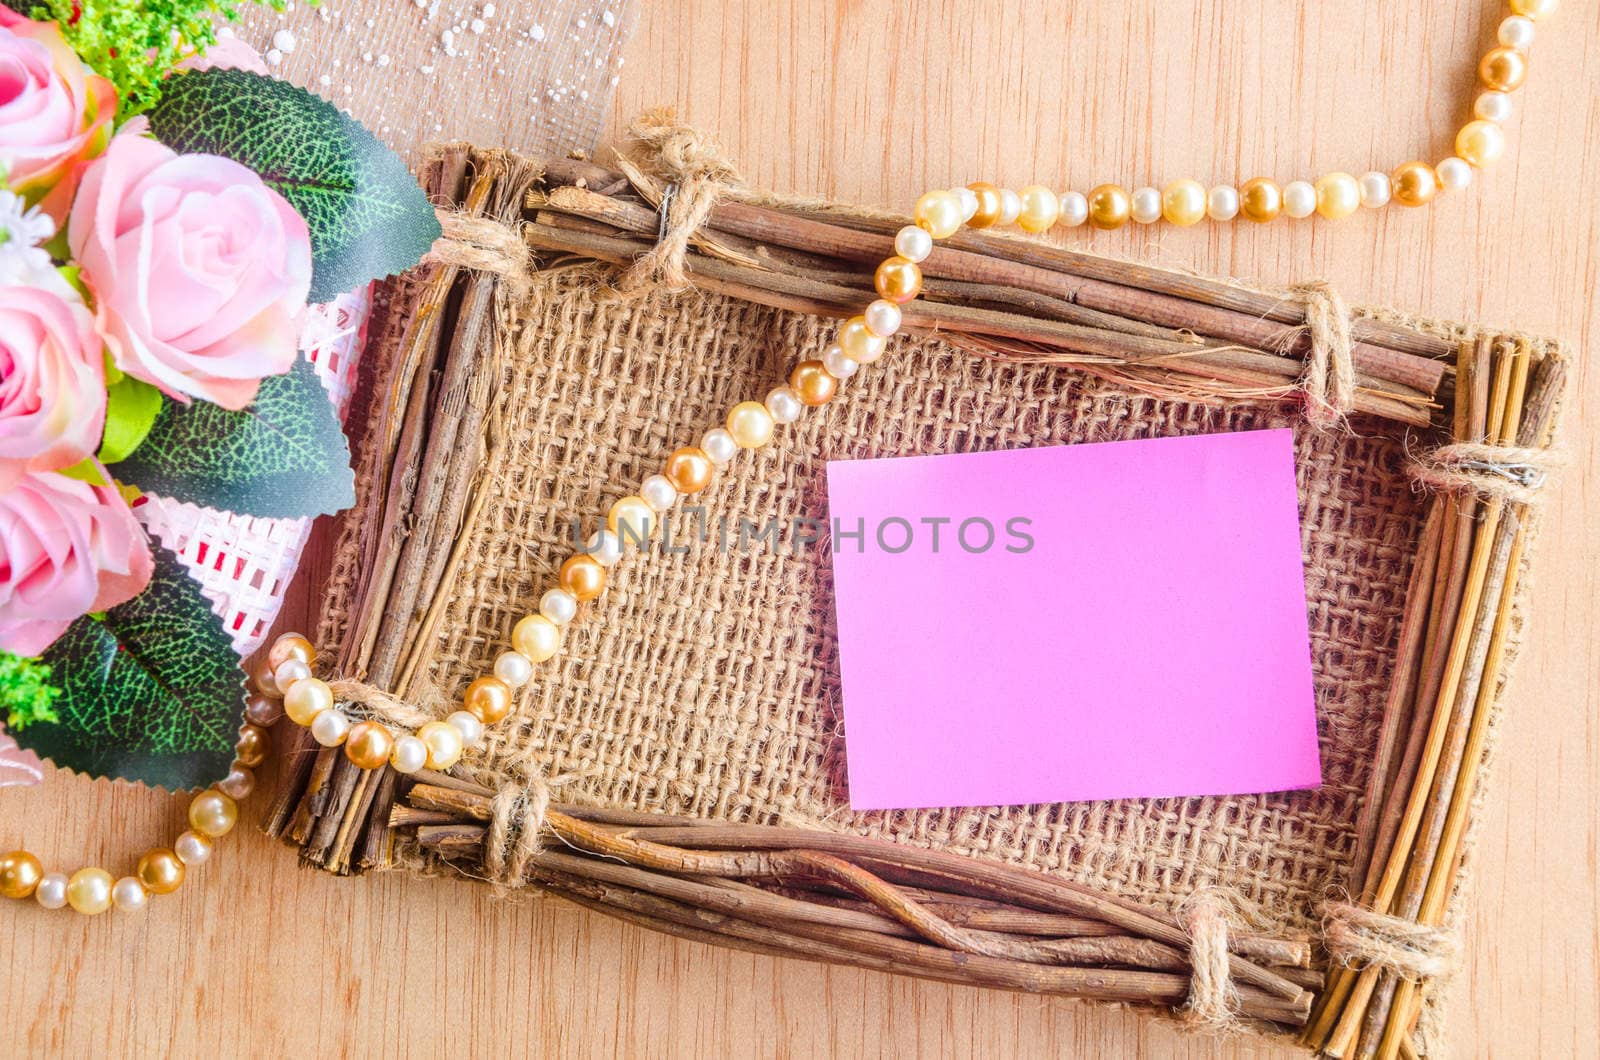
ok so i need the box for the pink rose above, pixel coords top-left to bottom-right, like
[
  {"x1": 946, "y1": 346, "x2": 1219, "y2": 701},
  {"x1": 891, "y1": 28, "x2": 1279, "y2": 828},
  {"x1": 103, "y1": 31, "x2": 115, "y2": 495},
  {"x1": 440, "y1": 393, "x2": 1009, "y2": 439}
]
[
  {"x1": 0, "y1": 263, "x2": 105, "y2": 490},
  {"x1": 68, "y1": 130, "x2": 312, "y2": 409},
  {"x1": 0, "y1": 468, "x2": 153, "y2": 656},
  {"x1": 0, "y1": 15, "x2": 117, "y2": 223}
]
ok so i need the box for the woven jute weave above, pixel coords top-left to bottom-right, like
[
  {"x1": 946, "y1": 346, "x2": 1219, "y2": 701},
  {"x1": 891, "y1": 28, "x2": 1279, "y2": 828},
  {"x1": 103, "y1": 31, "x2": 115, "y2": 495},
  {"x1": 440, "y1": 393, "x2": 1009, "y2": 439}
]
[
  {"x1": 325, "y1": 268, "x2": 1436, "y2": 897},
  {"x1": 287, "y1": 139, "x2": 1566, "y2": 1051}
]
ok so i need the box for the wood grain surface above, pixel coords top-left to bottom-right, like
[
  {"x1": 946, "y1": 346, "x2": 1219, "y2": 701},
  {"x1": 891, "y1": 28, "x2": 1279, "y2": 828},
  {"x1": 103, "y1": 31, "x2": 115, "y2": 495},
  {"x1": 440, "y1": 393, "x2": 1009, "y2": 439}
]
[{"x1": 4, "y1": 2, "x2": 1597, "y2": 1056}]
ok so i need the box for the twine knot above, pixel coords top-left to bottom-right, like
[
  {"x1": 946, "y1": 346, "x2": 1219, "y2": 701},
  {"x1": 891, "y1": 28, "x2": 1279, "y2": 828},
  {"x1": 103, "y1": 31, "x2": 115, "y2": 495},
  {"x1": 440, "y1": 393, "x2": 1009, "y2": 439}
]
[
  {"x1": 1293, "y1": 280, "x2": 1356, "y2": 428},
  {"x1": 1408, "y1": 441, "x2": 1562, "y2": 505},
  {"x1": 1180, "y1": 888, "x2": 1240, "y2": 1028},
  {"x1": 1323, "y1": 901, "x2": 1460, "y2": 983},
  {"x1": 485, "y1": 762, "x2": 550, "y2": 888},
  {"x1": 618, "y1": 107, "x2": 743, "y2": 292},
  {"x1": 328, "y1": 679, "x2": 435, "y2": 729},
  {"x1": 422, "y1": 209, "x2": 533, "y2": 299}
]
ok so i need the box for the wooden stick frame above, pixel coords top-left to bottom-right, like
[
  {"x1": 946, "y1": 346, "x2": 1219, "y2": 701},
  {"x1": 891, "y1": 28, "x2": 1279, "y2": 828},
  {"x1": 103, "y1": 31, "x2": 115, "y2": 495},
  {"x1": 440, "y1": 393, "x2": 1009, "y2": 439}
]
[{"x1": 264, "y1": 144, "x2": 1566, "y2": 1055}]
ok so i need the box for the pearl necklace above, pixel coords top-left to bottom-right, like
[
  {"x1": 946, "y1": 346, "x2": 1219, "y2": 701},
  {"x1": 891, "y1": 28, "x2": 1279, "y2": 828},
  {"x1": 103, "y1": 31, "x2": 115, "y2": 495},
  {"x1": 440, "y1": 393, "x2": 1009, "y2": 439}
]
[
  {"x1": 0, "y1": 708, "x2": 271, "y2": 915},
  {"x1": 1, "y1": 0, "x2": 1556, "y2": 919},
  {"x1": 993, "y1": 3, "x2": 1552, "y2": 231}
]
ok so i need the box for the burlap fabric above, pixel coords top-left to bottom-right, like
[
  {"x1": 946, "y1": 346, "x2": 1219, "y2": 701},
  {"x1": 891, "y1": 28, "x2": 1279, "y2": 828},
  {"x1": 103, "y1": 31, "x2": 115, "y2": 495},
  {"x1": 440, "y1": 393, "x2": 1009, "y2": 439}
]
[{"x1": 326, "y1": 266, "x2": 1442, "y2": 931}]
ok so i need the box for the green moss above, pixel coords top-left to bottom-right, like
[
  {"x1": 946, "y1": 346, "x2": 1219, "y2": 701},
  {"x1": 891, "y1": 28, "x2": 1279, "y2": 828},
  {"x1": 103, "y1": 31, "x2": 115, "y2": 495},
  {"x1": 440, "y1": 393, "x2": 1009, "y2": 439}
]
[
  {"x1": 0, "y1": 651, "x2": 61, "y2": 731},
  {"x1": 21, "y1": 1, "x2": 311, "y2": 115}
]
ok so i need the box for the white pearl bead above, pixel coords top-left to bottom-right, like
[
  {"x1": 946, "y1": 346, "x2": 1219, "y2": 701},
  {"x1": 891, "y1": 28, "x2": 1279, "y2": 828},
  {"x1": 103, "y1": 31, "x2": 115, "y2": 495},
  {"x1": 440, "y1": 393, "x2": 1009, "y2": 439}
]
[
  {"x1": 34, "y1": 872, "x2": 68, "y2": 909},
  {"x1": 1436, "y1": 157, "x2": 1474, "y2": 191},
  {"x1": 863, "y1": 299, "x2": 902, "y2": 338},
  {"x1": 997, "y1": 188, "x2": 1022, "y2": 226},
  {"x1": 390, "y1": 735, "x2": 429, "y2": 775},
  {"x1": 311, "y1": 709, "x2": 350, "y2": 747},
  {"x1": 821, "y1": 344, "x2": 859, "y2": 380},
  {"x1": 700, "y1": 427, "x2": 738, "y2": 466},
  {"x1": 1499, "y1": 15, "x2": 1535, "y2": 49},
  {"x1": 1359, "y1": 171, "x2": 1392, "y2": 208},
  {"x1": 953, "y1": 186, "x2": 979, "y2": 221},
  {"x1": 640, "y1": 474, "x2": 678, "y2": 512},
  {"x1": 1282, "y1": 180, "x2": 1317, "y2": 219},
  {"x1": 764, "y1": 386, "x2": 803, "y2": 425},
  {"x1": 493, "y1": 650, "x2": 534, "y2": 687},
  {"x1": 1206, "y1": 185, "x2": 1239, "y2": 221},
  {"x1": 112, "y1": 877, "x2": 147, "y2": 913},
  {"x1": 1474, "y1": 90, "x2": 1513, "y2": 123},
  {"x1": 273, "y1": 658, "x2": 311, "y2": 692},
  {"x1": 582, "y1": 531, "x2": 622, "y2": 568},
  {"x1": 894, "y1": 224, "x2": 932, "y2": 262},
  {"x1": 1130, "y1": 187, "x2": 1162, "y2": 224},
  {"x1": 539, "y1": 587, "x2": 578, "y2": 624},
  {"x1": 446, "y1": 710, "x2": 485, "y2": 749},
  {"x1": 1058, "y1": 191, "x2": 1088, "y2": 227},
  {"x1": 174, "y1": 831, "x2": 211, "y2": 866}
]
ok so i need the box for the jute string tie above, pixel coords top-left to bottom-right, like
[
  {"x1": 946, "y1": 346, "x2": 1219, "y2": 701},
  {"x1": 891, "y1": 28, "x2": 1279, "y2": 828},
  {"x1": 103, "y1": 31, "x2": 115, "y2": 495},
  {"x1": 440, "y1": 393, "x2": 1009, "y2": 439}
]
[
  {"x1": 1408, "y1": 441, "x2": 1563, "y2": 505},
  {"x1": 1292, "y1": 280, "x2": 1356, "y2": 428},
  {"x1": 1322, "y1": 901, "x2": 1460, "y2": 983},
  {"x1": 422, "y1": 208, "x2": 533, "y2": 300},
  {"x1": 1179, "y1": 888, "x2": 1240, "y2": 1028},
  {"x1": 485, "y1": 760, "x2": 550, "y2": 888},
  {"x1": 328, "y1": 680, "x2": 549, "y2": 887},
  {"x1": 618, "y1": 107, "x2": 743, "y2": 292}
]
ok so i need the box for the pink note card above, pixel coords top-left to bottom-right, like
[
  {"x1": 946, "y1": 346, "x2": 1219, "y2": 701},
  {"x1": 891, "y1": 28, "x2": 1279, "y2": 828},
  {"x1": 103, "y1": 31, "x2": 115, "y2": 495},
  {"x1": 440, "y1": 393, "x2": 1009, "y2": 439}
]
[{"x1": 826, "y1": 428, "x2": 1322, "y2": 811}]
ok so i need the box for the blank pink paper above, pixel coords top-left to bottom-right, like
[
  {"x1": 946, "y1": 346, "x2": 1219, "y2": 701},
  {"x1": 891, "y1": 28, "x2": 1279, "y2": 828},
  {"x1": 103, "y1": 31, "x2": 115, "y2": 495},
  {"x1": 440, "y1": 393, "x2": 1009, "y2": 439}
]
[{"x1": 826, "y1": 428, "x2": 1322, "y2": 811}]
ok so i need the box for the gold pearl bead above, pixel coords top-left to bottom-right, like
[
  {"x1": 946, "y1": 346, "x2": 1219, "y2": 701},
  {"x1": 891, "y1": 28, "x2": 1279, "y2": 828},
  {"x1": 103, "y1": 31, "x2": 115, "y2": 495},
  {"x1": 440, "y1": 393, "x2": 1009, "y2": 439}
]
[
  {"x1": 344, "y1": 721, "x2": 394, "y2": 771},
  {"x1": 1160, "y1": 180, "x2": 1207, "y2": 226},
  {"x1": 913, "y1": 190, "x2": 962, "y2": 239},
  {"x1": 664, "y1": 447, "x2": 713, "y2": 493},
  {"x1": 1238, "y1": 178, "x2": 1282, "y2": 223},
  {"x1": 66, "y1": 868, "x2": 113, "y2": 915},
  {"x1": 838, "y1": 315, "x2": 887, "y2": 363},
  {"x1": 1392, "y1": 161, "x2": 1440, "y2": 207},
  {"x1": 559, "y1": 553, "x2": 606, "y2": 601},
  {"x1": 1510, "y1": 0, "x2": 1558, "y2": 19},
  {"x1": 266, "y1": 633, "x2": 315, "y2": 672},
  {"x1": 789, "y1": 360, "x2": 838, "y2": 406},
  {"x1": 726, "y1": 401, "x2": 775, "y2": 448},
  {"x1": 251, "y1": 658, "x2": 280, "y2": 698},
  {"x1": 0, "y1": 850, "x2": 43, "y2": 899},
  {"x1": 873, "y1": 256, "x2": 922, "y2": 304},
  {"x1": 418, "y1": 721, "x2": 464, "y2": 771},
  {"x1": 217, "y1": 765, "x2": 254, "y2": 800},
  {"x1": 1455, "y1": 119, "x2": 1506, "y2": 168},
  {"x1": 1313, "y1": 172, "x2": 1361, "y2": 220},
  {"x1": 188, "y1": 790, "x2": 238, "y2": 838},
  {"x1": 463, "y1": 676, "x2": 514, "y2": 725},
  {"x1": 1016, "y1": 184, "x2": 1060, "y2": 232},
  {"x1": 234, "y1": 723, "x2": 270, "y2": 768},
  {"x1": 135, "y1": 849, "x2": 185, "y2": 895},
  {"x1": 965, "y1": 182, "x2": 1004, "y2": 228},
  {"x1": 283, "y1": 676, "x2": 335, "y2": 727},
  {"x1": 243, "y1": 692, "x2": 282, "y2": 726},
  {"x1": 1479, "y1": 46, "x2": 1528, "y2": 92},
  {"x1": 607, "y1": 495, "x2": 655, "y2": 545},
  {"x1": 512, "y1": 613, "x2": 561, "y2": 663},
  {"x1": 1086, "y1": 184, "x2": 1131, "y2": 230}
]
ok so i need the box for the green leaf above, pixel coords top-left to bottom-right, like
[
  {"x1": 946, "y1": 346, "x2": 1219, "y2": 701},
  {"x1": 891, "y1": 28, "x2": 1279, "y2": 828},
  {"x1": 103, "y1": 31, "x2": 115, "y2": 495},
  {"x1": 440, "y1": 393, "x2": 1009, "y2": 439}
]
[
  {"x1": 57, "y1": 458, "x2": 110, "y2": 487},
  {"x1": 113, "y1": 359, "x2": 354, "y2": 518},
  {"x1": 145, "y1": 68, "x2": 441, "y2": 302},
  {"x1": 98, "y1": 375, "x2": 164, "y2": 464},
  {"x1": 18, "y1": 545, "x2": 246, "y2": 790}
]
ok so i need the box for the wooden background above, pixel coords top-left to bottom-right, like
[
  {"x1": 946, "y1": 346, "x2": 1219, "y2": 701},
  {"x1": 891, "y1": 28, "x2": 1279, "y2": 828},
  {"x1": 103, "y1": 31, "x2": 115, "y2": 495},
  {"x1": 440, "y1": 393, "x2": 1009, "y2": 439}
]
[{"x1": 4, "y1": 2, "x2": 1597, "y2": 1055}]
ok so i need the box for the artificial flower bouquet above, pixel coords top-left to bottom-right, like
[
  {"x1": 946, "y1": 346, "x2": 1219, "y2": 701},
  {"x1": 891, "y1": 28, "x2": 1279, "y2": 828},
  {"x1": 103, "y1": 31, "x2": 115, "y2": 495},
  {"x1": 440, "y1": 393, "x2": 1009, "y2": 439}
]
[{"x1": 0, "y1": 2, "x2": 439, "y2": 789}]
